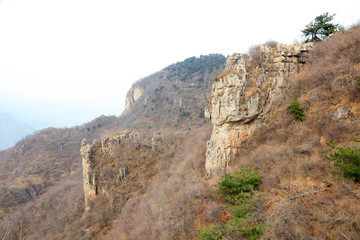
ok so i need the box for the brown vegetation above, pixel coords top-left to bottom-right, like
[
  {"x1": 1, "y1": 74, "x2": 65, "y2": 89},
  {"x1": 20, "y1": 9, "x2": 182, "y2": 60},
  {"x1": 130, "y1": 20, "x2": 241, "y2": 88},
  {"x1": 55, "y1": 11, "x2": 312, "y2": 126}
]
[
  {"x1": 224, "y1": 24, "x2": 360, "y2": 239},
  {"x1": 0, "y1": 54, "x2": 223, "y2": 239},
  {"x1": 1, "y1": 24, "x2": 359, "y2": 240},
  {"x1": 103, "y1": 124, "x2": 214, "y2": 240}
]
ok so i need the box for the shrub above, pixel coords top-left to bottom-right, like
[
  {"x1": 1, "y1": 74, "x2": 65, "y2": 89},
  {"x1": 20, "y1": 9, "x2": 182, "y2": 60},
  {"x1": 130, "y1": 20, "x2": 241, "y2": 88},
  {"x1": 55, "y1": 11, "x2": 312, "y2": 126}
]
[
  {"x1": 215, "y1": 168, "x2": 261, "y2": 204},
  {"x1": 287, "y1": 100, "x2": 305, "y2": 120},
  {"x1": 264, "y1": 41, "x2": 278, "y2": 48},
  {"x1": 198, "y1": 168, "x2": 264, "y2": 239},
  {"x1": 199, "y1": 108, "x2": 205, "y2": 118},
  {"x1": 248, "y1": 45, "x2": 262, "y2": 66},
  {"x1": 197, "y1": 226, "x2": 224, "y2": 240},
  {"x1": 325, "y1": 134, "x2": 360, "y2": 181},
  {"x1": 229, "y1": 199, "x2": 265, "y2": 240},
  {"x1": 356, "y1": 76, "x2": 360, "y2": 90},
  {"x1": 179, "y1": 112, "x2": 191, "y2": 117}
]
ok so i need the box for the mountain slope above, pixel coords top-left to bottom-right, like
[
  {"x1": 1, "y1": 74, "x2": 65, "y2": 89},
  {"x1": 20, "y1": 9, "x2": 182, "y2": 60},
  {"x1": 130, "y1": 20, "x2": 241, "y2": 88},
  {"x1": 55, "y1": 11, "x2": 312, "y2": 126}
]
[
  {"x1": 1, "y1": 24, "x2": 359, "y2": 240},
  {"x1": 0, "y1": 54, "x2": 226, "y2": 238},
  {"x1": 98, "y1": 25, "x2": 360, "y2": 239},
  {"x1": 116, "y1": 54, "x2": 226, "y2": 132}
]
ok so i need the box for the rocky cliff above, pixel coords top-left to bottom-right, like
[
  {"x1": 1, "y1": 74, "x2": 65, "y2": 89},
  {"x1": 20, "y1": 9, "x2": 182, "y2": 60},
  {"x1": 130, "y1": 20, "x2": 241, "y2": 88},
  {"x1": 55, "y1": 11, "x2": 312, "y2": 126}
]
[
  {"x1": 80, "y1": 130, "x2": 176, "y2": 212},
  {"x1": 3, "y1": 22, "x2": 359, "y2": 238},
  {"x1": 80, "y1": 131, "x2": 141, "y2": 210},
  {"x1": 205, "y1": 43, "x2": 313, "y2": 177},
  {"x1": 80, "y1": 138, "x2": 96, "y2": 211},
  {"x1": 124, "y1": 85, "x2": 144, "y2": 113}
]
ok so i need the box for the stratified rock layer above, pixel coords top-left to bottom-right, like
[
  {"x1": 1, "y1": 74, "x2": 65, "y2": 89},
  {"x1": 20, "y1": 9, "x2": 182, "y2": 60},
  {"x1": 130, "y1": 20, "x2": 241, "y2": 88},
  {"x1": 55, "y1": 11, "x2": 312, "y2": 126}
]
[{"x1": 205, "y1": 43, "x2": 313, "y2": 178}]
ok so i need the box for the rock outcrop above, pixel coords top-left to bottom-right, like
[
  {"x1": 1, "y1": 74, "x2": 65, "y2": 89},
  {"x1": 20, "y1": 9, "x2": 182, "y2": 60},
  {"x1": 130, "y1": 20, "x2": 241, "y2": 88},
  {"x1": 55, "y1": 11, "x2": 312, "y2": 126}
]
[
  {"x1": 80, "y1": 138, "x2": 96, "y2": 211},
  {"x1": 205, "y1": 43, "x2": 313, "y2": 178},
  {"x1": 125, "y1": 85, "x2": 144, "y2": 113},
  {"x1": 331, "y1": 106, "x2": 349, "y2": 121},
  {"x1": 101, "y1": 132, "x2": 138, "y2": 156},
  {"x1": 80, "y1": 130, "x2": 178, "y2": 212},
  {"x1": 80, "y1": 132, "x2": 139, "y2": 210}
]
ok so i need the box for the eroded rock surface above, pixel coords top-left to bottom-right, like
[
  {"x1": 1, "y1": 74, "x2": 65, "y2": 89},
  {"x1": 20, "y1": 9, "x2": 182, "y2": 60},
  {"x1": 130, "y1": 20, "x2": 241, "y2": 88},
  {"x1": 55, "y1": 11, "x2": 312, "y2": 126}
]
[
  {"x1": 331, "y1": 106, "x2": 349, "y2": 121},
  {"x1": 205, "y1": 43, "x2": 313, "y2": 178},
  {"x1": 81, "y1": 131, "x2": 168, "y2": 211},
  {"x1": 80, "y1": 138, "x2": 96, "y2": 211}
]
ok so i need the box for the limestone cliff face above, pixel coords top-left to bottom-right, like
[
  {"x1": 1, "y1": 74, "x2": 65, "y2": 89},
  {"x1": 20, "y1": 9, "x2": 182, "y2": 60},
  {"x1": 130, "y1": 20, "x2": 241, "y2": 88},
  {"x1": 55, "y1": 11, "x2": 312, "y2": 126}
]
[
  {"x1": 80, "y1": 132, "x2": 139, "y2": 210},
  {"x1": 80, "y1": 131, "x2": 173, "y2": 211},
  {"x1": 80, "y1": 138, "x2": 96, "y2": 211},
  {"x1": 205, "y1": 43, "x2": 313, "y2": 178},
  {"x1": 125, "y1": 85, "x2": 144, "y2": 113}
]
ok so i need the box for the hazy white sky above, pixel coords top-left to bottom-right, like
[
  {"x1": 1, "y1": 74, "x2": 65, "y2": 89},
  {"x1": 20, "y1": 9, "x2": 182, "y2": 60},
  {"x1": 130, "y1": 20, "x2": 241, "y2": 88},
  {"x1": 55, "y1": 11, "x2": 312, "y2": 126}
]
[{"x1": 0, "y1": 0, "x2": 359, "y2": 127}]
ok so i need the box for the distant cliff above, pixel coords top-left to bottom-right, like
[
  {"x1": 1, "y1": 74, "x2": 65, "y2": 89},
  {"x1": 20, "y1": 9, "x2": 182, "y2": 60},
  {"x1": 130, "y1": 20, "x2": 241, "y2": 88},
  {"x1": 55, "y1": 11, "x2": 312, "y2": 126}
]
[
  {"x1": 124, "y1": 85, "x2": 144, "y2": 113},
  {"x1": 118, "y1": 54, "x2": 226, "y2": 132}
]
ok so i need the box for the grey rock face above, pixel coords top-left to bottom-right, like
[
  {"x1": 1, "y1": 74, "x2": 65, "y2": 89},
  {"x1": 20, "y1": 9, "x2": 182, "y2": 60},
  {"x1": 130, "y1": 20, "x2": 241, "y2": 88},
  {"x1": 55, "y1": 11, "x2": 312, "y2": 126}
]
[
  {"x1": 205, "y1": 43, "x2": 313, "y2": 178},
  {"x1": 80, "y1": 138, "x2": 96, "y2": 211},
  {"x1": 331, "y1": 107, "x2": 349, "y2": 121},
  {"x1": 80, "y1": 132, "x2": 139, "y2": 210},
  {"x1": 125, "y1": 86, "x2": 144, "y2": 113}
]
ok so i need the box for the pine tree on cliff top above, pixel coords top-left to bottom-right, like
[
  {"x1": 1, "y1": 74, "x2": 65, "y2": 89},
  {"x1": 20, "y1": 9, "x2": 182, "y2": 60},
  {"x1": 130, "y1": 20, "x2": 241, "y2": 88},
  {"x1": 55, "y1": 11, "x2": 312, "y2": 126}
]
[{"x1": 302, "y1": 12, "x2": 342, "y2": 42}]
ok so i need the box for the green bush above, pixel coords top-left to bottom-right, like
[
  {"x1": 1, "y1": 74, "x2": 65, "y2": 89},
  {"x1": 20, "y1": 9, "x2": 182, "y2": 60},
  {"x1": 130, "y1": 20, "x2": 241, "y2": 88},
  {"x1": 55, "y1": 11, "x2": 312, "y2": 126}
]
[
  {"x1": 216, "y1": 168, "x2": 261, "y2": 204},
  {"x1": 356, "y1": 76, "x2": 360, "y2": 90},
  {"x1": 325, "y1": 134, "x2": 360, "y2": 181},
  {"x1": 197, "y1": 168, "x2": 264, "y2": 240},
  {"x1": 197, "y1": 226, "x2": 224, "y2": 240},
  {"x1": 287, "y1": 99, "x2": 305, "y2": 120},
  {"x1": 179, "y1": 112, "x2": 191, "y2": 117},
  {"x1": 229, "y1": 200, "x2": 265, "y2": 240},
  {"x1": 199, "y1": 108, "x2": 205, "y2": 118}
]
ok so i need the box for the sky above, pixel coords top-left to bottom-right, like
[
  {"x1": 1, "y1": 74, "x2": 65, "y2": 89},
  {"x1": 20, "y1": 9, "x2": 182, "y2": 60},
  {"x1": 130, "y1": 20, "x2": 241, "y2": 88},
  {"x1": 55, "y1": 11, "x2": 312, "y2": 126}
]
[{"x1": 0, "y1": 0, "x2": 359, "y2": 128}]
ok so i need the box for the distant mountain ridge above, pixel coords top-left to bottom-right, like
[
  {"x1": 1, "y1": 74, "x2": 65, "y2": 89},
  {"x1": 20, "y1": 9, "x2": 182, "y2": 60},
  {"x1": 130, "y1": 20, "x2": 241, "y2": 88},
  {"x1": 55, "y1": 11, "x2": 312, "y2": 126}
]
[{"x1": 0, "y1": 112, "x2": 36, "y2": 150}]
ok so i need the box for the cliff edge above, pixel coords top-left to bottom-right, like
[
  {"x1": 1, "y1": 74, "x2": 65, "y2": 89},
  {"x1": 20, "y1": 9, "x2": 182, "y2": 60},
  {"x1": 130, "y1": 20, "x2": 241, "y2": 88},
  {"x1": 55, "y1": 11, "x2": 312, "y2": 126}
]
[{"x1": 205, "y1": 43, "x2": 313, "y2": 177}]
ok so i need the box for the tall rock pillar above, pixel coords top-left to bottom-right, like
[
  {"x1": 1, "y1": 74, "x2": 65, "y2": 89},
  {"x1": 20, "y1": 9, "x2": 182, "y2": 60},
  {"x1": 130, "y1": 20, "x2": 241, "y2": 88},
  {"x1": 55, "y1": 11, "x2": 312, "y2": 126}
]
[
  {"x1": 80, "y1": 138, "x2": 97, "y2": 211},
  {"x1": 205, "y1": 43, "x2": 313, "y2": 178}
]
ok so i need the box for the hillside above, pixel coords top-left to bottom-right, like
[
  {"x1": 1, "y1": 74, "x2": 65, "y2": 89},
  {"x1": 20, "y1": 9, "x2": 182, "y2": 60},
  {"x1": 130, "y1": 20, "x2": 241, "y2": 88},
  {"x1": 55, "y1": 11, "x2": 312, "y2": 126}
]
[
  {"x1": 0, "y1": 23, "x2": 360, "y2": 240},
  {"x1": 0, "y1": 115, "x2": 117, "y2": 218},
  {"x1": 118, "y1": 54, "x2": 226, "y2": 132},
  {"x1": 87, "y1": 24, "x2": 360, "y2": 239},
  {"x1": 0, "y1": 54, "x2": 226, "y2": 238}
]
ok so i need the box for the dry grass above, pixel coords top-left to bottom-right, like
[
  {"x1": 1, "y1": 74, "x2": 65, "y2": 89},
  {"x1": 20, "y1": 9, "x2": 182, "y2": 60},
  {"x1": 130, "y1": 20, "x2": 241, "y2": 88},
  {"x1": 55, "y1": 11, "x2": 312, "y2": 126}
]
[
  {"x1": 221, "y1": 23, "x2": 360, "y2": 239},
  {"x1": 100, "y1": 24, "x2": 360, "y2": 240},
  {"x1": 248, "y1": 44, "x2": 263, "y2": 66},
  {"x1": 1, "y1": 23, "x2": 359, "y2": 240},
  {"x1": 293, "y1": 24, "x2": 360, "y2": 96},
  {"x1": 104, "y1": 124, "x2": 214, "y2": 240},
  {"x1": 0, "y1": 52, "x2": 221, "y2": 239}
]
